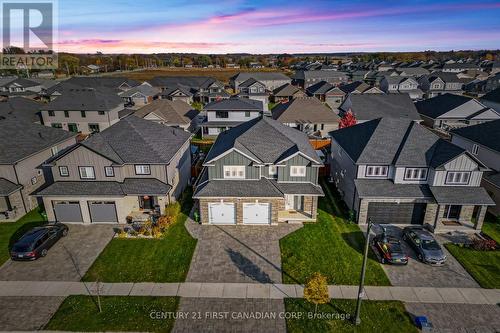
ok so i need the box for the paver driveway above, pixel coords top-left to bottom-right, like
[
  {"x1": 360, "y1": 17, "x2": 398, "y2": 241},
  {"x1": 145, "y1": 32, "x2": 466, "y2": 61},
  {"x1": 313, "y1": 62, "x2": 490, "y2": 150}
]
[
  {"x1": 185, "y1": 219, "x2": 301, "y2": 283},
  {"x1": 0, "y1": 296, "x2": 65, "y2": 331},
  {"x1": 0, "y1": 224, "x2": 115, "y2": 281}
]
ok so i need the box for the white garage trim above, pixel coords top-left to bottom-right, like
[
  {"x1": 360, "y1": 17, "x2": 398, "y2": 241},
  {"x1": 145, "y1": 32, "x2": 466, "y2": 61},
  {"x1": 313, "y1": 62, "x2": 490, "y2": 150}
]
[
  {"x1": 208, "y1": 202, "x2": 236, "y2": 225},
  {"x1": 243, "y1": 202, "x2": 271, "y2": 224}
]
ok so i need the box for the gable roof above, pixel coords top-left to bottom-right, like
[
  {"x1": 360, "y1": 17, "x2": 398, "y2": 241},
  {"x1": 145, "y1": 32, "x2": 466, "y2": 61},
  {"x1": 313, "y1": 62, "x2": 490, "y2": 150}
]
[
  {"x1": 339, "y1": 94, "x2": 421, "y2": 121},
  {"x1": 306, "y1": 81, "x2": 338, "y2": 95},
  {"x1": 339, "y1": 81, "x2": 371, "y2": 94},
  {"x1": 118, "y1": 83, "x2": 160, "y2": 98},
  {"x1": 148, "y1": 76, "x2": 219, "y2": 90},
  {"x1": 451, "y1": 119, "x2": 500, "y2": 154},
  {"x1": 0, "y1": 117, "x2": 75, "y2": 164},
  {"x1": 481, "y1": 87, "x2": 500, "y2": 104},
  {"x1": 40, "y1": 87, "x2": 123, "y2": 111},
  {"x1": 273, "y1": 83, "x2": 303, "y2": 97},
  {"x1": 133, "y1": 99, "x2": 199, "y2": 125},
  {"x1": 415, "y1": 93, "x2": 498, "y2": 120},
  {"x1": 293, "y1": 70, "x2": 348, "y2": 80},
  {"x1": 63, "y1": 77, "x2": 140, "y2": 90},
  {"x1": 0, "y1": 97, "x2": 43, "y2": 123},
  {"x1": 205, "y1": 117, "x2": 321, "y2": 165},
  {"x1": 238, "y1": 78, "x2": 265, "y2": 88},
  {"x1": 272, "y1": 97, "x2": 340, "y2": 124},
  {"x1": 204, "y1": 96, "x2": 262, "y2": 111},
  {"x1": 231, "y1": 72, "x2": 290, "y2": 82}
]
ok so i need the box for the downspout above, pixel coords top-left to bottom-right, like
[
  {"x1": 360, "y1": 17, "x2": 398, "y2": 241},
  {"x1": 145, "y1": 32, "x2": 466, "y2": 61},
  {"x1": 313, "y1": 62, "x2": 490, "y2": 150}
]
[{"x1": 13, "y1": 163, "x2": 28, "y2": 214}]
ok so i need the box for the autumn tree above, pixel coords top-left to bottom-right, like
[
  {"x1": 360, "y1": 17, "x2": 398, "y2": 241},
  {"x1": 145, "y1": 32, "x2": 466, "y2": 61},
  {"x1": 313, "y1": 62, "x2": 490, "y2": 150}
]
[
  {"x1": 339, "y1": 110, "x2": 357, "y2": 129},
  {"x1": 304, "y1": 272, "x2": 329, "y2": 313}
]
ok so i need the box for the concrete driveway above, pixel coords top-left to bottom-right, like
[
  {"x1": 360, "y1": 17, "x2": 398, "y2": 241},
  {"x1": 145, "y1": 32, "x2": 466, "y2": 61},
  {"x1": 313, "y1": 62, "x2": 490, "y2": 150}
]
[
  {"x1": 374, "y1": 225, "x2": 479, "y2": 288},
  {"x1": 0, "y1": 224, "x2": 115, "y2": 281}
]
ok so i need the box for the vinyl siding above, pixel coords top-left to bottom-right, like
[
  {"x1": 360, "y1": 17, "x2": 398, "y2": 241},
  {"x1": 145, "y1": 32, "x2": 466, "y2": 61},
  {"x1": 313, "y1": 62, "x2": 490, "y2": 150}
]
[
  {"x1": 430, "y1": 154, "x2": 482, "y2": 186},
  {"x1": 278, "y1": 154, "x2": 318, "y2": 184},
  {"x1": 452, "y1": 135, "x2": 500, "y2": 172},
  {"x1": 208, "y1": 150, "x2": 260, "y2": 180}
]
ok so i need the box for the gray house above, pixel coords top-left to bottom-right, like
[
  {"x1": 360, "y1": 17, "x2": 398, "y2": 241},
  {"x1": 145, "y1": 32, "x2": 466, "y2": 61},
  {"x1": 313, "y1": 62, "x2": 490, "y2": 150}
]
[
  {"x1": 148, "y1": 76, "x2": 228, "y2": 104},
  {"x1": 379, "y1": 76, "x2": 424, "y2": 100},
  {"x1": 293, "y1": 70, "x2": 349, "y2": 89},
  {"x1": 330, "y1": 117, "x2": 494, "y2": 232},
  {"x1": 132, "y1": 99, "x2": 199, "y2": 133},
  {"x1": 480, "y1": 88, "x2": 500, "y2": 113},
  {"x1": 0, "y1": 117, "x2": 76, "y2": 221},
  {"x1": 417, "y1": 72, "x2": 464, "y2": 98},
  {"x1": 194, "y1": 117, "x2": 323, "y2": 225},
  {"x1": 33, "y1": 116, "x2": 191, "y2": 224},
  {"x1": 230, "y1": 72, "x2": 291, "y2": 91},
  {"x1": 451, "y1": 120, "x2": 500, "y2": 216},
  {"x1": 0, "y1": 97, "x2": 44, "y2": 123}
]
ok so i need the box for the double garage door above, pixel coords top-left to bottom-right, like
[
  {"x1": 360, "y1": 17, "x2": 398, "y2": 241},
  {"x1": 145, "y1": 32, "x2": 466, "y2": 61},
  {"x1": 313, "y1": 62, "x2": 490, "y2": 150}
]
[
  {"x1": 208, "y1": 202, "x2": 271, "y2": 225},
  {"x1": 53, "y1": 201, "x2": 118, "y2": 223},
  {"x1": 367, "y1": 202, "x2": 426, "y2": 225}
]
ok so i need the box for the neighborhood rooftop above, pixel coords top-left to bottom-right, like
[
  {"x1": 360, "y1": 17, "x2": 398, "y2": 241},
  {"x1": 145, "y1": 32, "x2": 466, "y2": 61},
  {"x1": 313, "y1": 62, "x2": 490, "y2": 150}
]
[
  {"x1": 451, "y1": 119, "x2": 500, "y2": 153},
  {"x1": 340, "y1": 94, "x2": 421, "y2": 120}
]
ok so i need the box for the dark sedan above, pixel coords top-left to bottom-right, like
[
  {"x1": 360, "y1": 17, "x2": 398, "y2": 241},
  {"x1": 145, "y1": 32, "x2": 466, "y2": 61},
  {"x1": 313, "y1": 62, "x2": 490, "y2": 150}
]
[
  {"x1": 402, "y1": 226, "x2": 447, "y2": 265},
  {"x1": 372, "y1": 234, "x2": 409, "y2": 265},
  {"x1": 10, "y1": 224, "x2": 69, "y2": 261}
]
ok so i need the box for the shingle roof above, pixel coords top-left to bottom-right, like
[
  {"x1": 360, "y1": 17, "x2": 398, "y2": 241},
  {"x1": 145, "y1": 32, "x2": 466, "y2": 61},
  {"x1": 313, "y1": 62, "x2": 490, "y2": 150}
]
[
  {"x1": 78, "y1": 116, "x2": 191, "y2": 164},
  {"x1": 430, "y1": 186, "x2": 495, "y2": 205},
  {"x1": 339, "y1": 81, "x2": 371, "y2": 94},
  {"x1": 481, "y1": 87, "x2": 500, "y2": 104},
  {"x1": 339, "y1": 94, "x2": 421, "y2": 121},
  {"x1": 306, "y1": 81, "x2": 336, "y2": 95},
  {"x1": 205, "y1": 116, "x2": 321, "y2": 165},
  {"x1": 132, "y1": 99, "x2": 198, "y2": 125},
  {"x1": 238, "y1": 78, "x2": 264, "y2": 88},
  {"x1": 63, "y1": 77, "x2": 140, "y2": 90},
  {"x1": 271, "y1": 181, "x2": 324, "y2": 196},
  {"x1": 194, "y1": 177, "x2": 283, "y2": 198},
  {"x1": 148, "y1": 76, "x2": 218, "y2": 89},
  {"x1": 2, "y1": 77, "x2": 40, "y2": 88},
  {"x1": 355, "y1": 179, "x2": 432, "y2": 199},
  {"x1": 293, "y1": 70, "x2": 349, "y2": 80},
  {"x1": 415, "y1": 93, "x2": 496, "y2": 120},
  {"x1": 273, "y1": 83, "x2": 303, "y2": 97},
  {"x1": 40, "y1": 88, "x2": 123, "y2": 111},
  {"x1": 118, "y1": 83, "x2": 160, "y2": 98},
  {"x1": 0, "y1": 117, "x2": 75, "y2": 164},
  {"x1": 0, "y1": 97, "x2": 43, "y2": 123},
  {"x1": 204, "y1": 96, "x2": 262, "y2": 111},
  {"x1": 0, "y1": 178, "x2": 22, "y2": 196},
  {"x1": 272, "y1": 97, "x2": 340, "y2": 124},
  {"x1": 232, "y1": 72, "x2": 290, "y2": 82},
  {"x1": 451, "y1": 119, "x2": 500, "y2": 153}
]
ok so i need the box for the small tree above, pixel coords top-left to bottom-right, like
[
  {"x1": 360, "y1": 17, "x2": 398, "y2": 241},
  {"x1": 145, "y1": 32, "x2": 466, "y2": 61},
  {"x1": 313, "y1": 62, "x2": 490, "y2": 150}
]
[
  {"x1": 304, "y1": 272, "x2": 329, "y2": 313},
  {"x1": 339, "y1": 110, "x2": 357, "y2": 129}
]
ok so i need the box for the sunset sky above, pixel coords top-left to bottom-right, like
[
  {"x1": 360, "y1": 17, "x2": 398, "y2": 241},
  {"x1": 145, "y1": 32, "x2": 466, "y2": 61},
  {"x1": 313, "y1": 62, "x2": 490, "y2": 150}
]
[{"x1": 54, "y1": 0, "x2": 500, "y2": 54}]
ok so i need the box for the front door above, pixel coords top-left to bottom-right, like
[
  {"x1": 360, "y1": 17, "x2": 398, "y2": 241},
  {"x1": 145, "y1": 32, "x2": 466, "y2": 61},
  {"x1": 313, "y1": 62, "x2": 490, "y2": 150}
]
[
  {"x1": 139, "y1": 196, "x2": 155, "y2": 210},
  {"x1": 293, "y1": 196, "x2": 304, "y2": 211},
  {"x1": 443, "y1": 205, "x2": 461, "y2": 219},
  {"x1": 68, "y1": 123, "x2": 78, "y2": 133}
]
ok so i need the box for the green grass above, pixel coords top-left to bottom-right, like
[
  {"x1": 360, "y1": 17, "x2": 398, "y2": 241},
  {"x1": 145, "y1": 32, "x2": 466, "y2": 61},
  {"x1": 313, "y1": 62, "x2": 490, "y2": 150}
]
[
  {"x1": 482, "y1": 214, "x2": 500, "y2": 243},
  {"x1": 285, "y1": 299, "x2": 417, "y2": 333},
  {"x1": 0, "y1": 209, "x2": 47, "y2": 265},
  {"x1": 280, "y1": 180, "x2": 390, "y2": 285},
  {"x1": 45, "y1": 296, "x2": 178, "y2": 332},
  {"x1": 83, "y1": 189, "x2": 197, "y2": 282}
]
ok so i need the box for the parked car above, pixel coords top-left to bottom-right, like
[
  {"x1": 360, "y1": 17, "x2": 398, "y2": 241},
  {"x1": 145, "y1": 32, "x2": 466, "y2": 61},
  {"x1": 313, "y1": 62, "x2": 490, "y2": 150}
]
[
  {"x1": 402, "y1": 226, "x2": 447, "y2": 265},
  {"x1": 372, "y1": 233, "x2": 409, "y2": 265},
  {"x1": 10, "y1": 224, "x2": 69, "y2": 261}
]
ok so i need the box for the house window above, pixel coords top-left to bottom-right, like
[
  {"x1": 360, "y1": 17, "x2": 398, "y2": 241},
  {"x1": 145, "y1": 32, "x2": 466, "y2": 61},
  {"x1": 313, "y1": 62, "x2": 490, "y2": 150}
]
[
  {"x1": 98, "y1": 111, "x2": 105, "y2": 115},
  {"x1": 269, "y1": 165, "x2": 277, "y2": 177},
  {"x1": 64, "y1": 111, "x2": 69, "y2": 118},
  {"x1": 88, "y1": 124, "x2": 100, "y2": 133},
  {"x1": 445, "y1": 171, "x2": 470, "y2": 185},
  {"x1": 321, "y1": 124, "x2": 325, "y2": 130},
  {"x1": 472, "y1": 144, "x2": 479, "y2": 155},
  {"x1": 290, "y1": 166, "x2": 306, "y2": 177},
  {"x1": 135, "y1": 165, "x2": 151, "y2": 175},
  {"x1": 245, "y1": 111, "x2": 251, "y2": 117},
  {"x1": 59, "y1": 166, "x2": 69, "y2": 177},
  {"x1": 81, "y1": 111, "x2": 86, "y2": 118},
  {"x1": 48, "y1": 110, "x2": 55, "y2": 117},
  {"x1": 51, "y1": 146, "x2": 58, "y2": 156},
  {"x1": 31, "y1": 177, "x2": 37, "y2": 185},
  {"x1": 215, "y1": 111, "x2": 229, "y2": 118},
  {"x1": 366, "y1": 166, "x2": 388, "y2": 177},
  {"x1": 79, "y1": 166, "x2": 95, "y2": 179},
  {"x1": 443, "y1": 205, "x2": 461, "y2": 219},
  {"x1": 404, "y1": 168, "x2": 428, "y2": 181},
  {"x1": 104, "y1": 166, "x2": 114, "y2": 177},
  {"x1": 51, "y1": 123, "x2": 62, "y2": 129},
  {"x1": 223, "y1": 166, "x2": 245, "y2": 179}
]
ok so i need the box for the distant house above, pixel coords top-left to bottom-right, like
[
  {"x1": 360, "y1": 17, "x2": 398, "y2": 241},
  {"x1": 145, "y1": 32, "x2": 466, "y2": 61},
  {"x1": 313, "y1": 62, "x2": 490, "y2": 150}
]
[
  {"x1": 0, "y1": 117, "x2": 76, "y2": 221},
  {"x1": 415, "y1": 93, "x2": 500, "y2": 132},
  {"x1": 272, "y1": 97, "x2": 340, "y2": 137},
  {"x1": 230, "y1": 72, "x2": 291, "y2": 91},
  {"x1": 395, "y1": 67, "x2": 430, "y2": 77},
  {"x1": 442, "y1": 63, "x2": 479, "y2": 73},
  {"x1": 63, "y1": 77, "x2": 140, "y2": 92},
  {"x1": 380, "y1": 76, "x2": 424, "y2": 100},
  {"x1": 119, "y1": 82, "x2": 160, "y2": 106},
  {"x1": 201, "y1": 97, "x2": 263, "y2": 138},
  {"x1": 339, "y1": 81, "x2": 383, "y2": 95},
  {"x1": 132, "y1": 99, "x2": 199, "y2": 132},
  {"x1": 480, "y1": 88, "x2": 500, "y2": 113},
  {"x1": 0, "y1": 97, "x2": 44, "y2": 123},
  {"x1": 271, "y1": 83, "x2": 305, "y2": 103},
  {"x1": 418, "y1": 72, "x2": 464, "y2": 98},
  {"x1": 292, "y1": 70, "x2": 349, "y2": 88},
  {"x1": 235, "y1": 78, "x2": 269, "y2": 112},
  {"x1": 0, "y1": 77, "x2": 43, "y2": 97},
  {"x1": 485, "y1": 73, "x2": 500, "y2": 93},
  {"x1": 339, "y1": 94, "x2": 421, "y2": 123},
  {"x1": 148, "y1": 76, "x2": 228, "y2": 104},
  {"x1": 306, "y1": 81, "x2": 346, "y2": 108},
  {"x1": 86, "y1": 65, "x2": 101, "y2": 74}
]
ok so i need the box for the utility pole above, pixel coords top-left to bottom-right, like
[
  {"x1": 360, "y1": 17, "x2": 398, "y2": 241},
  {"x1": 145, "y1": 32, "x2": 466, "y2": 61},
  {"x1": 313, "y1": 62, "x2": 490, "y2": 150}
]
[{"x1": 354, "y1": 218, "x2": 373, "y2": 325}]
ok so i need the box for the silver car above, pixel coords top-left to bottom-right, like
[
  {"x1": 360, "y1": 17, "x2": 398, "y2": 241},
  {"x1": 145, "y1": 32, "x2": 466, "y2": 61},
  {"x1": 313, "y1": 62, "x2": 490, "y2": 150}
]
[{"x1": 402, "y1": 227, "x2": 447, "y2": 265}]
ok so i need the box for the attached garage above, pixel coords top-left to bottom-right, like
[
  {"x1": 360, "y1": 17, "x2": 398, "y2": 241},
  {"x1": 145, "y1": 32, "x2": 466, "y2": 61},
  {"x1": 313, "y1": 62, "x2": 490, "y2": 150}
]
[
  {"x1": 88, "y1": 201, "x2": 118, "y2": 223},
  {"x1": 243, "y1": 203, "x2": 271, "y2": 224},
  {"x1": 208, "y1": 202, "x2": 236, "y2": 224},
  {"x1": 367, "y1": 202, "x2": 426, "y2": 225},
  {"x1": 53, "y1": 201, "x2": 83, "y2": 223}
]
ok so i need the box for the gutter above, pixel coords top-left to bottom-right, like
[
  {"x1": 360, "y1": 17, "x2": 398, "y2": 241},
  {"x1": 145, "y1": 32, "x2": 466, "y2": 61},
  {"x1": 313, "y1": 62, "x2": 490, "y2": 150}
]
[{"x1": 12, "y1": 163, "x2": 28, "y2": 214}]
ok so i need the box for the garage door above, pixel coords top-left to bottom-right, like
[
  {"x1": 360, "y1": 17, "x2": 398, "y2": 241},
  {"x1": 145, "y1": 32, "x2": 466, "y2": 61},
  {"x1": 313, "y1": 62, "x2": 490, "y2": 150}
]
[
  {"x1": 243, "y1": 203, "x2": 271, "y2": 224},
  {"x1": 367, "y1": 202, "x2": 426, "y2": 225},
  {"x1": 88, "y1": 201, "x2": 118, "y2": 223},
  {"x1": 208, "y1": 202, "x2": 235, "y2": 224},
  {"x1": 53, "y1": 201, "x2": 83, "y2": 222}
]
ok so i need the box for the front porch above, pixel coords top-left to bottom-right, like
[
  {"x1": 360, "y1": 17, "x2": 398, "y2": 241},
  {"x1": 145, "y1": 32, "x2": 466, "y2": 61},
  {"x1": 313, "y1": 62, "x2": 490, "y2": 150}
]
[{"x1": 278, "y1": 210, "x2": 314, "y2": 222}]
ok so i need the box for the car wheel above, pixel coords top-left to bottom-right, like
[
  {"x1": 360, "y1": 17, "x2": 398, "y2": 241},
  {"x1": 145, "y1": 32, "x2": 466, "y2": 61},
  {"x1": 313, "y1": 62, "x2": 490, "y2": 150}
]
[
  {"x1": 417, "y1": 254, "x2": 423, "y2": 262},
  {"x1": 380, "y1": 257, "x2": 385, "y2": 264},
  {"x1": 62, "y1": 229, "x2": 68, "y2": 237},
  {"x1": 41, "y1": 249, "x2": 48, "y2": 257}
]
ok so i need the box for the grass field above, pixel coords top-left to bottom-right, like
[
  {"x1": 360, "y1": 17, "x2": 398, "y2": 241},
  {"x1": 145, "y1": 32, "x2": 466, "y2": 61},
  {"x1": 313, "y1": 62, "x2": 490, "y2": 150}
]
[
  {"x1": 280, "y1": 180, "x2": 390, "y2": 285},
  {"x1": 285, "y1": 299, "x2": 417, "y2": 333},
  {"x1": 0, "y1": 209, "x2": 47, "y2": 266},
  {"x1": 45, "y1": 296, "x2": 178, "y2": 332}
]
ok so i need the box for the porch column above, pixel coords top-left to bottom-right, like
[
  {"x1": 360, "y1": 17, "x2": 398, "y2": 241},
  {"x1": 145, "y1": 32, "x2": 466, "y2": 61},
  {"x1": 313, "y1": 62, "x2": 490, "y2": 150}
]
[{"x1": 474, "y1": 206, "x2": 488, "y2": 231}]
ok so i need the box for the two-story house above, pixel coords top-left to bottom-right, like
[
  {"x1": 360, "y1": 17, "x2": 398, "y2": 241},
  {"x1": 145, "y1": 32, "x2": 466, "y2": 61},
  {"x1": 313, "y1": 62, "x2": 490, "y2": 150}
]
[
  {"x1": 132, "y1": 99, "x2": 199, "y2": 133},
  {"x1": 480, "y1": 87, "x2": 500, "y2": 113},
  {"x1": 380, "y1": 76, "x2": 424, "y2": 100},
  {"x1": 40, "y1": 87, "x2": 124, "y2": 134},
  {"x1": 235, "y1": 78, "x2": 270, "y2": 112},
  {"x1": 271, "y1": 83, "x2": 305, "y2": 103},
  {"x1": 230, "y1": 72, "x2": 291, "y2": 91},
  {"x1": 330, "y1": 117, "x2": 494, "y2": 232},
  {"x1": 306, "y1": 81, "x2": 346, "y2": 109},
  {"x1": 418, "y1": 72, "x2": 464, "y2": 98},
  {"x1": 451, "y1": 120, "x2": 500, "y2": 216},
  {"x1": 0, "y1": 117, "x2": 76, "y2": 221},
  {"x1": 33, "y1": 116, "x2": 191, "y2": 224},
  {"x1": 292, "y1": 70, "x2": 349, "y2": 89},
  {"x1": 148, "y1": 76, "x2": 228, "y2": 104},
  {"x1": 0, "y1": 77, "x2": 43, "y2": 98},
  {"x1": 194, "y1": 117, "x2": 324, "y2": 225},
  {"x1": 200, "y1": 97, "x2": 263, "y2": 138}
]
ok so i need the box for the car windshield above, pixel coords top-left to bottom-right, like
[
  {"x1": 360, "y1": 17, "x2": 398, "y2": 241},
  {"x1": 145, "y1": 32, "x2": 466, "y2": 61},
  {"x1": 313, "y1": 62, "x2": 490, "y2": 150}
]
[
  {"x1": 12, "y1": 242, "x2": 32, "y2": 252},
  {"x1": 421, "y1": 239, "x2": 440, "y2": 250},
  {"x1": 387, "y1": 241, "x2": 403, "y2": 254}
]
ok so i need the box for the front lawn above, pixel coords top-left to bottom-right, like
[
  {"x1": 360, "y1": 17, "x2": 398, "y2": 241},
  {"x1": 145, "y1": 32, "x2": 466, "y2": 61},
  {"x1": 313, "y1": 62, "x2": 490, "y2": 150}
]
[
  {"x1": 0, "y1": 209, "x2": 47, "y2": 266},
  {"x1": 83, "y1": 189, "x2": 197, "y2": 282},
  {"x1": 285, "y1": 299, "x2": 417, "y2": 333},
  {"x1": 45, "y1": 296, "x2": 178, "y2": 332},
  {"x1": 280, "y1": 180, "x2": 390, "y2": 285},
  {"x1": 482, "y1": 214, "x2": 500, "y2": 243}
]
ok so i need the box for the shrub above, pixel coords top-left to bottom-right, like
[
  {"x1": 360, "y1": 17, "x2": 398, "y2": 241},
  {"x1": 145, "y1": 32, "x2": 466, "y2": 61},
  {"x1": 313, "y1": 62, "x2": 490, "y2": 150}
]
[
  {"x1": 117, "y1": 230, "x2": 128, "y2": 238},
  {"x1": 471, "y1": 238, "x2": 497, "y2": 251},
  {"x1": 304, "y1": 272, "x2": 330, "y2": 313},
  {"x1": 152, "y1": 226, "x2": 163, "y2": 238},
  {"x1": 165, "y1": 202, "x2": 181, "y2": 220}
]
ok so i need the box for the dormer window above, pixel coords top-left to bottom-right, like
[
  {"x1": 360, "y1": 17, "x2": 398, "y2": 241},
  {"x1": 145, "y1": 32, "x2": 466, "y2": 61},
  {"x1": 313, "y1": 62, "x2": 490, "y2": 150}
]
[
  {"x1": 404, "y1": 168, "x2": 428, "y2": 181},
  {"x1": 135, "y1": 165, "x2": 151, "y2": 175},
  {"x1": 445, "y1": 172, "x2": 470, "y2": 185},
  {"x1": 290, "y1": 166, "x2": 306, "y2": 177},
  {"x1": 366, "y1": 166, "x2": 388, "y2": 177},
  {"x1": 223, "y1": 166, "x2": 245, "y2": 179}
]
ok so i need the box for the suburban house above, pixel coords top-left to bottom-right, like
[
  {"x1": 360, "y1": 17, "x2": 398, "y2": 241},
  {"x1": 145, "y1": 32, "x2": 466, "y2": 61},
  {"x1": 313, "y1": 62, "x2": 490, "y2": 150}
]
[
  {"x1": 62, "y1": 77, "x2": 140, "y2": 92},
  {"x1": 230, "y1": 72, "x2": 291, "y2": 91},
  {"x1": 148, "y1": 76, "x2": 228, "y2": 104},
  {"x1": 480, "y1": 87, "x2": 500, "y2": 113},
  {"x1": 0, "y1": 117, "x2": 76, "y2": 221},
  {"x1": 40, "y1": 87, "x2": 124, "y2": 134},
  {"x1": 395, "y1": 67, "x2": 430, "y2": 77},
  {"x1": 330, "y1": 117, "x2": 494, "y2": 232},
  {"x1": 442, "y1": 63, "x2": 479, "y2": 73},
  {"x1": 484, "y1": 73, "x2": 500, "y2": 92},
  {"x1": 132, "y1": 99, "x2": 199, "y2": 132},
  {"x1": 451, "y1": 120, "x2": 500, "y2": 215},
  {"x1": 33, "y1": 116, "x2": 191, "y2": 224},
  {"x1": 272, "y1": 97, "x2": 340, "y2": 137},
  {"x1": 415, "y1": 93, "x2": 500, "y2": 132},
  {"x1": 271, "y1": 83, "x2": 305, "y2": 103},
  {"x1": 417, "y1": 72, "x2": 464, "y2": 98},
  {"x1": 201, "y1": 97, "x2": 263, "y2": 138},
  {"x1": 118, "y1": 82, "x2": 160, "y2": 106},
  {"x1": 235, "y1": 78, "x2": 270, "y2": 112},
  {"x1": 193, "y1": 116, "x2": 324, "y2": 225},
  {"x1": 0, "y1": 97, "x2": 44, "y2": 123},
  {"x1": 380, "y1": 76, "x2": 424, "y2": 100},
  {"x1": 306, "y1": 81, "x2": 346, "y2": 108},
  {"x1": 339, "y1": 81, "x2": 384, "y2": 95},
  {"x1": 292, "y1": 70, "x2": 349, "y2": 88},
  {"x1": 339, "y1": 94, "x2": 421, "y2": 123},
  {"x1": 0, "y1": 77, "x2": 43, "y2": 98}
]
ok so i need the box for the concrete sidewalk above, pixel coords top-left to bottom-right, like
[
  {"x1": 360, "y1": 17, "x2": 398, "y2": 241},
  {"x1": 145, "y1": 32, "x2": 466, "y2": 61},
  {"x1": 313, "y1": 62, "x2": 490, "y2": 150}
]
[{"x1": 0, "y1": 281, "x2": 498, "y2": 304}]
